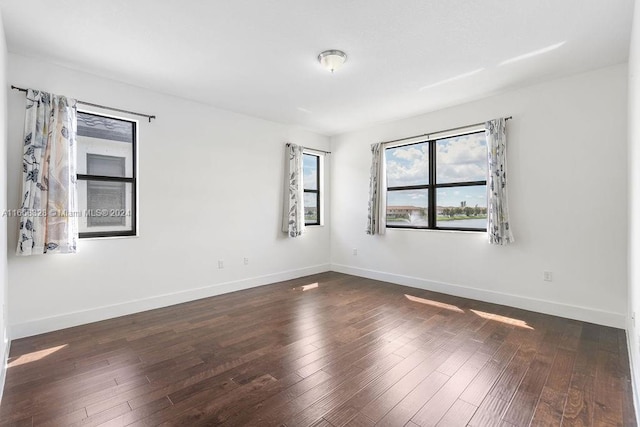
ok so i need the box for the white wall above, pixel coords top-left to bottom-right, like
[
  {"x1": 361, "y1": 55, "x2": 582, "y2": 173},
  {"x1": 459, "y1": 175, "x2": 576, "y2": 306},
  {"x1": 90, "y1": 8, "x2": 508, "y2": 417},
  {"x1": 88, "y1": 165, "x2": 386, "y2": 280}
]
[
  {"x1": 331, "y1": 64, "x2": 628, "y2": 328},
  {"x1": 628, "y1": 0, "x2": 640, "y2": 418},
  {"x1": 0, "y1": 9, "x2": 9, "y2": 398},
  {"x1": 6, "y1": 53, "x2": 331, "y2": 338},
  {"x1": 3, "y1": 52, "x2": 629, "y2": 339}
]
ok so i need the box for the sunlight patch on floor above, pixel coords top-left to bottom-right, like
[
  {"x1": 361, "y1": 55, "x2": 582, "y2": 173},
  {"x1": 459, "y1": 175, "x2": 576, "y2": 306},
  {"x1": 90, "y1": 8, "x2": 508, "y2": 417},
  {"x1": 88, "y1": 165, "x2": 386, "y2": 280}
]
[
  {"x1": 8, "y1": 344, "x2": 68, "y2": 368},
  {"x1": 471, "y1": 309, "x2": 534, "y2": 329},
  {"x1": 293, "y1": 282, "x2": 319, "y2": 291},
  {"x1": 404, "y1": 294, "x2": 464, "y2": 313},
  {"x1": 403, "y1": 294, "x2": 534, "y2": 329}
]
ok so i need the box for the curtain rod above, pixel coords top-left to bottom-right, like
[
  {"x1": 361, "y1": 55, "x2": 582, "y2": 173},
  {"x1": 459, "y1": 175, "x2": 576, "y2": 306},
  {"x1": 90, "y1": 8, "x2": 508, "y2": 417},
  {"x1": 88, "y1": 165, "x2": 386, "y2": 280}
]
[
  {"x1": 286, "y1": 142, "x2": 331, "y2": 154},
  {"x1": 11, "y1": 85, "x2": 156, "y2": 123},
  {"x1": 381, "y1": 116, "x2": 512, "y2": 145},
  {"x1": 306, "y1": 148, "x2": 331, "y2": 155}
]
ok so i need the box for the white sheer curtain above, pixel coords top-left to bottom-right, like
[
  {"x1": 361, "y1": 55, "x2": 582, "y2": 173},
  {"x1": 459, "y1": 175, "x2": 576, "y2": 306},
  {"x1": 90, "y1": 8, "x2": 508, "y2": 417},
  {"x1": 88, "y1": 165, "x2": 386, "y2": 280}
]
[
  {"x1": 282, "y1": 143, "x2": 305, "y2": 237},
  {"x1": 366, "y1": 142, "x2": 386, "y2": 235},
  {"x1": 17, "y1": 89, "x2": 79, "y2": 255},
  {"x1": 486, "y1": 118, "x2": 514, "y2": 245}
]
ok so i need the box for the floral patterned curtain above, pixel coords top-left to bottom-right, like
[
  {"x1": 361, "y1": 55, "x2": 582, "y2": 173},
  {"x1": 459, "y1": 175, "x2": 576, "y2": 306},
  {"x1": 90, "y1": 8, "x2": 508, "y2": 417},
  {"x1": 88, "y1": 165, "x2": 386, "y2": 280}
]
[
  {"x1": 282, "y1": 143, "x2": 305, "y2": 237},
  {"x1": 17, "y1": 89, "x2": 78, "y2": 255},
  {"x1": 366, "y1": 142, "x2": 386, "y2": 235},
  {"x1": 486, "y1": 118, "x2": 514, "y2": 245}
]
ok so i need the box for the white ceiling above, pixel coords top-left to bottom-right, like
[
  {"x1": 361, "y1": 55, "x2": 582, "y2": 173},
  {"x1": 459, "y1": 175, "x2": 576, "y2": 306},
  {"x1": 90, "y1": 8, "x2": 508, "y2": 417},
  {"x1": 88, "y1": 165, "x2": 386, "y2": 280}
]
[{"x1": 0, "y1": 0, "x2": 634, "y2": 135}]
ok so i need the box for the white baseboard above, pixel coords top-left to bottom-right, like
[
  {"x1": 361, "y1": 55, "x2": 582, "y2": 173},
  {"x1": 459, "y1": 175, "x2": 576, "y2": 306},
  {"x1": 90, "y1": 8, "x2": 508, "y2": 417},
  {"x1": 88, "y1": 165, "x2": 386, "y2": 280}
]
[
  {"x1": 330, "y1": 263, "x2": 626, "y2": 329},
  {"x1": 0, "y1": 338, "x2": 10, "y2": 403},
  {"x1": 11, "y1": 264, "x2": 330, "y2": 339},
  {"x1": 626, "y1": 321, "x2": 640, "y2": 426}
]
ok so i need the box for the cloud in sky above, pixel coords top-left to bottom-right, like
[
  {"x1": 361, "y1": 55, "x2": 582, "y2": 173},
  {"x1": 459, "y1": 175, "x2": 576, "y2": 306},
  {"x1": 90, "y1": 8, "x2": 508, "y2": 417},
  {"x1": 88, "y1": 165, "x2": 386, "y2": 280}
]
[
  {"x1": 303, "y1": 154, "x2": 318, "y2": 190},
  {"x1": 386, "y1": 143, "x2": 429, "y2": 187},
  {"x1": 385, "y1": 132, "x2": 488, "y2": 207},
  {"x1": 386, "y1": 132, "x2": 486, "y2": 188},
  {"x1": 437, "y1": 133, "x2": 487, "y2": 183}
]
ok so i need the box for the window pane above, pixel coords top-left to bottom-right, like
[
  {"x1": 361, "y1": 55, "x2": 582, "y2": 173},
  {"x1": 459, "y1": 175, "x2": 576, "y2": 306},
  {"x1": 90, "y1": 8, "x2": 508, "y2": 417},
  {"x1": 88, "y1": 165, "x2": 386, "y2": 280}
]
[
  {"x1": 77, "y1": 180, "x2": 134, "y2": 234},
  {"x1": 77, "y1": 112, "x2": 134, "y2": 143},
  {"x1": 386, "y1": 189, "x2": 428, "y2": 226},
  {"x1": 386, "y1": 142, "x2": 429, "y2": 187},
  {"x1": 303, "y1": 154, "x2": 318, "y2": 190},
  {"x1": 304, "y1": 191, "x2": 318, "y2": 224},
  {"x1": 436, "y1": 132, "x2": 487, "y2": 184},
  {"x1": 76, "y1": 112, "x2": 134, "y2": 178},
  {"x1": 87, "y1": 154, "x2": 126, "y2": 177},
  {"x1": 436, "y1": 185, "x2": 487, "y2": 229}
]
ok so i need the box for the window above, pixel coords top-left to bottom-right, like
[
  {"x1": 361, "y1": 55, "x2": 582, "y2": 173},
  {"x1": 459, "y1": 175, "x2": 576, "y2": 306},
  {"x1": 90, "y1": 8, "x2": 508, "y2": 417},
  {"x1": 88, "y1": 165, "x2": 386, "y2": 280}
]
[
  {"x1": 303, "y1": 153, "x2": 321, "y2": 226},
  {"x1": 386, "y1": 130, "x2": 488, "y2": 231},
  {"x1": 76, "y1": 111, "x2": 137, "y2": 238}
]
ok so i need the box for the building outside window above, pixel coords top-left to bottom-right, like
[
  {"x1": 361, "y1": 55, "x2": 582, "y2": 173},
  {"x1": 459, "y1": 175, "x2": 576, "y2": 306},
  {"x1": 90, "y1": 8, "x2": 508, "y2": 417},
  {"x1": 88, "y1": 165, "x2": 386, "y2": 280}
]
[{"x1": 76, "y1": 111, "x2": 137, "y2": 238}]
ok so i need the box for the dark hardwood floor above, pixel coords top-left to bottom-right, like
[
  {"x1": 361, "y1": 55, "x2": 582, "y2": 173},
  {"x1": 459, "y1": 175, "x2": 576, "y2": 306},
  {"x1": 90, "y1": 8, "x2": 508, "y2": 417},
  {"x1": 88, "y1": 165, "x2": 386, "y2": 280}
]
[{"x1": 0, "y1": 272, "x2": 635, "y2": 426}]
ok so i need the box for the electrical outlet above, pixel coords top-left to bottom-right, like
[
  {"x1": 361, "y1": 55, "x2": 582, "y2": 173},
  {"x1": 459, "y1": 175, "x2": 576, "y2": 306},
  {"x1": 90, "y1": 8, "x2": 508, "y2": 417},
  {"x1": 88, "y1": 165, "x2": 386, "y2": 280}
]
[
  {"x1": 243, "y1": 257, "x2": 249, "y2": 265},
  {"x1": 543, "y1": 271, "x2": 552, "y2": 282},
  {"x1": 353, "y1": 248, "x2": 358, "y2": 256},
  {"x1": 218, "y1": 260, "x2": 224, "y2": 269}
]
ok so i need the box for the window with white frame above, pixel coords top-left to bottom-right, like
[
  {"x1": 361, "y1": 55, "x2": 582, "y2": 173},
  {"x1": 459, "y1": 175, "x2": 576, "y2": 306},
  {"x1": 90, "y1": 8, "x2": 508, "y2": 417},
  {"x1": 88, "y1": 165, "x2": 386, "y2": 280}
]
[{"x1": 76, "y1": 111, "x2": 137, "y2": 238}]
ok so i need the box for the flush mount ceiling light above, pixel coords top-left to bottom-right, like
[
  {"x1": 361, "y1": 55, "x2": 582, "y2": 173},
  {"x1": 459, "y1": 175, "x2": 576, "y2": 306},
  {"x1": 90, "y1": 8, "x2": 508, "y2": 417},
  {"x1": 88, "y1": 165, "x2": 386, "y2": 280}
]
[{"x1": 318, "y1": 50, "x2": 347, "y2": 73}]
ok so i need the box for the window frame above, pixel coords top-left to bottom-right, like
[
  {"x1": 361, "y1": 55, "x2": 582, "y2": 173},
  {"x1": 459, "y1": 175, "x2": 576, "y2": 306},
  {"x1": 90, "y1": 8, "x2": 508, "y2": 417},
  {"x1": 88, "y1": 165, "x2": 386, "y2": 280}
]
[
  {"x1": 76, "y1": 110, "x2": 138, "y2": 239},
  {"x1": 386, "y1": 129, "x2": 487, "y2": 232},
  {"x1": 303, "y1": 152, "x2": 321, "y2": 226}
]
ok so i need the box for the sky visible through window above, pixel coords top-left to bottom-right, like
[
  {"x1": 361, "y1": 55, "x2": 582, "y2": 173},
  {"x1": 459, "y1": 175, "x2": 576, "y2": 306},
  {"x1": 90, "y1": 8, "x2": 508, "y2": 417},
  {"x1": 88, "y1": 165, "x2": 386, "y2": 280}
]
[
  {"x1": 303, "y1": 153, "x2": 320, "y2": 224},
  {"x1": 386, "y1": 132, "x2": 488, "y2": 208},
  {"x1": 303, "y1": 154, "x2": 317, "y2": 190}
]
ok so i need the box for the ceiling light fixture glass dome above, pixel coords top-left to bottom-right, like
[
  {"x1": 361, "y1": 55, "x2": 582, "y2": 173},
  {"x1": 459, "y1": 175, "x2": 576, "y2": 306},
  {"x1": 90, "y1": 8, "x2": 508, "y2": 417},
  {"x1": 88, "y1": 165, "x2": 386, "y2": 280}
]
[{"x1": 318, "y1": 50, "x2": 347, "y2": 73}]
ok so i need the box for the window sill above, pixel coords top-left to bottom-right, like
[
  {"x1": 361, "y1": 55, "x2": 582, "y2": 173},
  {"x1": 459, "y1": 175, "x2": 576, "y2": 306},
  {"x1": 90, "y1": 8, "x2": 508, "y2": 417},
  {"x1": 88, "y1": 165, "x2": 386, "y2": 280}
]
[
  {"x1": 80, "y1": 233, "x2": 139, "y2": 241},
  {"x1": 386, "y1": 227, "x2": 485, "y2": 235}
]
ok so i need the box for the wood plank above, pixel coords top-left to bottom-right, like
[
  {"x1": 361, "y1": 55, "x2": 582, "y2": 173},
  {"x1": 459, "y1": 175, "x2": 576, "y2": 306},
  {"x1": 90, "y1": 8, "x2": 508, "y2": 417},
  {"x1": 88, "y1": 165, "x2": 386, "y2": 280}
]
[
  {"x1": 345, "y1": 413, "x2": 375, "y2": 427},
  {"x1": 220, "y1": 370, "x2": 332, "y2": 426},
  {"x1": 593, "y1": 350, "x2": 624, "y2": 426},
  {"x1": 561, "y1": 325, "x2": 599, "y2": 426},
  {"x1": 104, "y1": 397, "x2": 172, "y2": 426},
  {"x1": 326, "y1": 326, "x2": 458, "y2": 426},
  {"x1": 411, "y1": 350, "x2": 491, "y2": 426},
  {"x1": 277, "y1": 352, "x2": 414, "y2": 426},
  {"x1": 376, "y1": 371, "x2": 449, "y2": 427},
  {"x1": 530, "y1": 347, "x2": 575, "y2": 425},
  {"x1": 435, "y1": 398, "x2": 477, "y2": 426},
  {"x1": 468, "y1": 394, "x2": 509, "y2": 426},
  {"x1": 358, "y1": 347, "x2": 451, "y2": 422},
  {"x1": 501, "y1": 358, "x2": 553, "y2": 425},
  {"x1": 459, "y1": 341, "x2": 519, "y2": 406}
]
